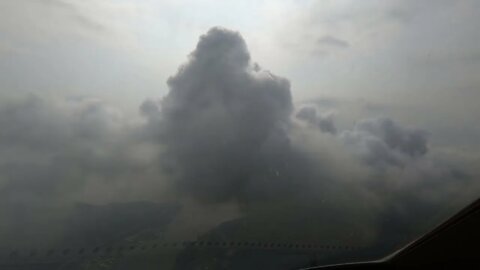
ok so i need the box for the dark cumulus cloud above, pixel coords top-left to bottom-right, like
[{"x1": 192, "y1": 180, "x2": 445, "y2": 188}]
[
  {"x1": 142, "y1": 27, "x2": 301, "y2": 203},
  {"x1": 296, "y1": 106, "x2": 337, "y2": 134},
  {"x1": 342, "y1": 117, "x2": 428, "y2": 168}
]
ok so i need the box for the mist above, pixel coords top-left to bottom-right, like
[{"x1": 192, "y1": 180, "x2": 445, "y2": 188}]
[{"x1": 0, "y1": 25, "x2": 479, "y2": 268}]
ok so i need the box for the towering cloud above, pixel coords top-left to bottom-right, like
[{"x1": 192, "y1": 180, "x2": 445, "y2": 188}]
[{"x1": 143, "y1": 27, "x2": 299, "y2": 202}]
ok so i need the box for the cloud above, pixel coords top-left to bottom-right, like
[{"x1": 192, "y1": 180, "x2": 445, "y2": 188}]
[
  {"x1": 317, "y1": 35, "x2": 350, "y2": 49},
  {"x1": 341, "y1": 117, "x2": 428, "y2": 168},
  {"x1": 296, "y1": 106, "x2": 337, "y2": 134},
  {"x1": 0, "y1": 95, "x2": 177, "y2": 244},
  {"x1": 143, "y1": 27, "x2": 303, "y2": 203},
  {"x1": 4, "y1": 94, "x2": 187, "y2": 203}
]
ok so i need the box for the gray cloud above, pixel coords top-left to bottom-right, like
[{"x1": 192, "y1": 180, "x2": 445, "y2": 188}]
[
  {"x1": 0, "y1": 95, "x2": 173, "y2": 245},
  {"x1": 0, "y1": 97, "x2": 116, "y2": 199},
  {"x1": 341, "y1": 117, "x2": 428, "y2": 168},
  {"x1": 143, "y1": 27, "x2": 304, "y2": 203},
  {"x1": 317, "y1": 35, "x2": 350, "y2": 49},
  {"x1": 296, "y1": 106, "x2": 337, "y2": 134}
]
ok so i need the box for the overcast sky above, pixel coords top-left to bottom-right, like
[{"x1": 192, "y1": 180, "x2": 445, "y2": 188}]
[
  {"x1": 1, "y1": 0, "x2": 479, "y2": 150},
  {"x1": 0, "y1": 0, "x2": 479, "y2": 253}
]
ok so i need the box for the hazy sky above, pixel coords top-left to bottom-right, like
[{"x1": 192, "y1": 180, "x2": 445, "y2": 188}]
[
  {"x1": 1, "y1": 0, "x2": 479, "y2": 149},
  {"x1": 0, "y1": 0, "x2": 479, "y2": 255}
]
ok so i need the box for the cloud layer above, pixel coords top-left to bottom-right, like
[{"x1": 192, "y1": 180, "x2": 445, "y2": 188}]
[{"x1": 0, "y1": 27, "x2": 477, "y2": 255}]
